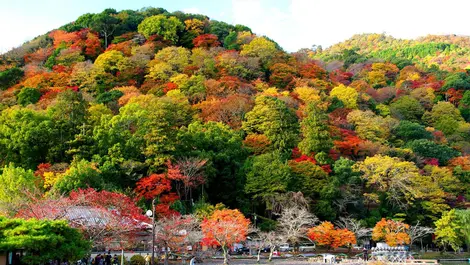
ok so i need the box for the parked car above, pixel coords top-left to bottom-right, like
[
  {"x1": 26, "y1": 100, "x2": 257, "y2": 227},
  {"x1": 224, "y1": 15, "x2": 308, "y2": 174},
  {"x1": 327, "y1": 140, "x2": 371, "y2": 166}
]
[
  {"x1": 279, "y1": 243, "x2": 293, "y2": 252},
  {"x1": 235, "y1": 247, "x2": 250, "y2": 254},
  {"x1": 299, "y1": 242, "x2": 316, "y2": 252},
  {"x1": 260, "y1": 246, "x2": 271, "y2": 253}
]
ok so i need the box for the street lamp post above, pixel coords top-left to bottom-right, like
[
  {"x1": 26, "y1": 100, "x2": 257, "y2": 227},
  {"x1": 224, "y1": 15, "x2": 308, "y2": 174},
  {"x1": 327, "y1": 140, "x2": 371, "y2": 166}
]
[{"x1": 146, "y1": 198, "x2": 157, "y2": 265}]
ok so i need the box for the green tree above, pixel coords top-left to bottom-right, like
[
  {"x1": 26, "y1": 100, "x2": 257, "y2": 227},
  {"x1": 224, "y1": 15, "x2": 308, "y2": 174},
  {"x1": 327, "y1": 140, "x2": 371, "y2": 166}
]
[
  {"x1": 298, "y1": 103, "x2": 332, "y2": 155},
  {"x1": 91, "y1": 9, "x2": 121, "y2": 47},
  {"x1": 96, "y1": 90, "x2": 124, "y2": 104},
  {"x1": 93, "y1": 93, "x2": 193, "y2": 170},
  {"x1": 288, "y1": 160, "x2": 331, "y2": 198},
  {"x1": 0, "y1": 107, "x2": 55, "y2": 169},
  {"x1": 53, "y1": 159, "x2": 104, "y2": 194},
  {"x1": 74, "y1": 13, "x2": 95, "y2": 29},
  {"x1": 245, "y1": 151, "x2": 291, "y2": 199},
  {"x1": 16, "y1": 87, "x2": 41, "y2": 106},
  {"x1": 434, "y1": 209, "x2": 462, "y2": 251},
  {"x1": 455, "y1": 209, "x2": 470, "y2": 252},
  {"x1": 137, "y1": 14, "x2": 184, "y2": 42},
  {"x1": 390, "y1": 96, "x2": 425, "y2": 122},
  {"x1": 333, "y1": 157, "x2": 361, "y2": 185},
  {"x1": 0, "y1": 164, "x2": 40, "y2": 215},
  {"x1": 0, "y1": 217, "x2": 91, "y2": 265},
  {"x1": 209, "y1": 20, "x2": 234, "y2": 45},
  {"x1": 458, "y1": 91, "x2": 470, "y2": 121},
  {"x1": 423, "y1": 101, "x2": 464, "y2": 135},
  {"x1": 47, "y1": 90, "x2": 87, "y2": 162},
  {"x1": 177, "y1": 74, "x2": 206, "y2": 102},
  {"x1": 176, "y1": 121, "x2": 247, "y2": 208},
  {"x1": 224, "y1": 31, "x2": 239, "y2": 50},
  {"x1": 406, "y1": 139, "x2": 459, "y2": 165},
  {"x1": 442, "y1": 72, "x2": 470, "y2": 91},
  {"x1": 0, "y1": 67, "x2": 23, "y2": 90},
  {"x1": 394, "y1": 120, "x2": 432, "y2": 142},
  {"x1": 242, "y1": 96, "x2": 299, "y2": 153}
]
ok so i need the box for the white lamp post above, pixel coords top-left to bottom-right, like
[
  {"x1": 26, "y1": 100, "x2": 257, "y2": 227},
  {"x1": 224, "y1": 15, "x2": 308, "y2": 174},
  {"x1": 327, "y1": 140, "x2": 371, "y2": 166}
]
[{"x1": 146, "y1": 199, "x2": 157, "y2": 265}]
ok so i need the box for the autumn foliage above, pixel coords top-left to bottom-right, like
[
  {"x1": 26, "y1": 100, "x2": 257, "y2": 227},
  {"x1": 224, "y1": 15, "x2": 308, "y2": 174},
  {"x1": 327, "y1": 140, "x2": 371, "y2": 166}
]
[
  {"x1": 307, "y1": 221, "x2": 356, "y2": 249},
  {"x1": 201, "y1": 209, "x2": 250, "y2": 248},
  {"x1": 372, "y1": 218, "x2": 410, "y2": 246},
  {"x1": 15, "y1": 188, "x2": 148, "y2": 248},
  {"x1": 3, "y1": 8, "x2": 470, "y2": 252},
  {"x1": 193, "y1": 34, "x2": 220, "y2": 48}
]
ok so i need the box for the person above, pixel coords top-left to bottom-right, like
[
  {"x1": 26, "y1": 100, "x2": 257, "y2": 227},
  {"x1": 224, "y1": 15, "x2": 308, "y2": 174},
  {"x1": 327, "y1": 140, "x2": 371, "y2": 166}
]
[
  {"x1": 94, "y1": 254, "x2": 101, "y2": 265},
  {"x1": 112, "y1": 254, "x2": 118, "y2": 265},
  {"x1": 144, "y1": 253, "x2": 151, "y2": 265},
  {"x1": 105, "y1": 251, "x2": 111, "y2": 265},
  {"x1": 363, "y1": 247, "x2": 368, "y2": 261}
]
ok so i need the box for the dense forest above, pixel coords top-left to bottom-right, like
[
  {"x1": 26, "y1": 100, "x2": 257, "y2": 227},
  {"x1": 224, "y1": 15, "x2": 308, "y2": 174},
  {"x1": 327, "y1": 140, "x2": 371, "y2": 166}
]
[{"x1": 1, "y1": 7, "x2": 470, "y2": 233}]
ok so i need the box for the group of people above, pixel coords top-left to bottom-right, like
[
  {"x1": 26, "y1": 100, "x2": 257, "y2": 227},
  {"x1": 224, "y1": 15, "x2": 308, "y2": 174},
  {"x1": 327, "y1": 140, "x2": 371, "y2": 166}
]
[{"x1": 79, "y1": 252, "x2": 119, "y2": 265}]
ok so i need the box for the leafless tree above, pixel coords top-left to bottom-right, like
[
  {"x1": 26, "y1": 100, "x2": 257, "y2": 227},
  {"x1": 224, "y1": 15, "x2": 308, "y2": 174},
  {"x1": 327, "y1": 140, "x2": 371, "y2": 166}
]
[
  {"x1": 175, "y1": 157, "x2": 207, "y2": 201},
  {"x1": 276, "y1": 206, "x2": 319, "y2": 247},
  {"x1": 252, "y1": 229, "x2": 284, "y2": 262},
  {"x1": 264, "y1": 191, "x2": 309, "y2": 215},
  {"x1": 408, "y1": 221, "x2": 434, "y2": 250},
  {"x1": 154, "y1": 214, "x2": 197, "y2": 265},
  {"x1": 335, "y1": 216, "x2": 372, "y2": 245},
  {"x1": 184, "y1": 214, "x2": 203, "y2": 251}
]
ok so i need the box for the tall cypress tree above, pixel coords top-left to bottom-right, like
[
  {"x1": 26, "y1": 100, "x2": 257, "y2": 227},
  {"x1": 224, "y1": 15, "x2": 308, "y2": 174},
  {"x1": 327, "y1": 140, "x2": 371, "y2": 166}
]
[{"x1": 298, "y1": 103, "x2": 332, "y2": 155}]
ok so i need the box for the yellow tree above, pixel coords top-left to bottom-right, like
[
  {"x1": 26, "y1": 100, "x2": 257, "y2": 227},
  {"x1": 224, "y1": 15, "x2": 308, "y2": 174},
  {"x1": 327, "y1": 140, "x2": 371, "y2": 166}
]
[
  {"x1": 353, "y1": 155, "x2": 420, "y2": 209},
  {"x1": 94, "y1": 50, "x2": 129, "y2": 75},
  {"x1": 240, "y1": 37, "x2": 278, "y2": 65},
  {"x1": 294, "y1": 86, "x2": 321, "y2": 105},
  {"x1": 347, "y1": 110, "x2": 397, "y2": 143},
  {"x1": 330, "y1": 84, "x2": 358, "y2": 108}
]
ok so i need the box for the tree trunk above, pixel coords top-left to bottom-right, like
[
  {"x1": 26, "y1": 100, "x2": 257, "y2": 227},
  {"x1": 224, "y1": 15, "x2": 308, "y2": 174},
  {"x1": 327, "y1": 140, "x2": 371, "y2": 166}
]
[
  {"x1": 269, "y1": 248, "x2": 274, "y2": 262},
  {"x1": 257, "y1": 247, "x2": 262, "y2": 263},
  {"x1": 103, "y1": 31, "x2": 108, "y2": 48},
  {"x1": 222, "y1": 245, "x2": 229, "y2": 265}
]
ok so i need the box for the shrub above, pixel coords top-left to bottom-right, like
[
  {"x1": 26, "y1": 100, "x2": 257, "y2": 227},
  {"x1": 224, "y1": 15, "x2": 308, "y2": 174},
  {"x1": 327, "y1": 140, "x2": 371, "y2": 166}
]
[
  {"x1": 17, "y1": 87, "x2": 41, "y2": 106},
  {"x1": 130, "y1": 255, "x2": 145, "y2": 265},
  {"x1": 0, "y1": 67, "x2": 24, "y2": 90}
]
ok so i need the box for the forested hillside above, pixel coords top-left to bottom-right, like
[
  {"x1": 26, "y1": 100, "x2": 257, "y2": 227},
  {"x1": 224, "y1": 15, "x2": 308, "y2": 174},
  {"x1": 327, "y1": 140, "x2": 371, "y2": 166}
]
[{"x1": 1, "y1": 8, "x2": 470, "y2": 230}]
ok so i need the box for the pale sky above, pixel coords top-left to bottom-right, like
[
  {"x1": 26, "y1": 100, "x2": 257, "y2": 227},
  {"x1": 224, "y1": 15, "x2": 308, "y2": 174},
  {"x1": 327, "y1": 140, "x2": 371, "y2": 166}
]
[{"x1": 0, "y1": 0, "x2": 469, "y2": 53}]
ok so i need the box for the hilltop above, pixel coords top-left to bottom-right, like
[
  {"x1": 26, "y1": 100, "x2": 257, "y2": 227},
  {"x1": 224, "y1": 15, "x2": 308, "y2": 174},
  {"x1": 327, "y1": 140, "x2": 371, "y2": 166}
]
[{"x1": 1, "y1": 7, "x2": 470, "y2": 230}]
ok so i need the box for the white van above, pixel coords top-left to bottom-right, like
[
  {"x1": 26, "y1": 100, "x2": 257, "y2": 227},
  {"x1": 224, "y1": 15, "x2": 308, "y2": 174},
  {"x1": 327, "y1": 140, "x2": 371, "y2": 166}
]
[
  {"x1": 299, "y1": 242, "x2": 316, "y2": 252},
  {"x1": 279, "y1": 243, "x2": 293, "y2": 252}
]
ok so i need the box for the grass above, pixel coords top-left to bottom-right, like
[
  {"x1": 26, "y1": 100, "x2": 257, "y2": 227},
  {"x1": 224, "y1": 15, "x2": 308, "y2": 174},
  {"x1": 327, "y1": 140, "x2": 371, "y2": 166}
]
[{"x1": 415, "y1": 251, "x2": 470, "y2": 260}]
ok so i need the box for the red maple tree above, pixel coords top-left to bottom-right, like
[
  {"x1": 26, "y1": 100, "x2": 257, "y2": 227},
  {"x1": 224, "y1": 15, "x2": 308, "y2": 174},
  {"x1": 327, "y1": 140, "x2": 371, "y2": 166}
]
[
  {"x1": 16, "y1": 188, "x2": 148, "y2": 248},
  {"x1": 201, "y1": 209, "x2": 250, "y2": 265}
]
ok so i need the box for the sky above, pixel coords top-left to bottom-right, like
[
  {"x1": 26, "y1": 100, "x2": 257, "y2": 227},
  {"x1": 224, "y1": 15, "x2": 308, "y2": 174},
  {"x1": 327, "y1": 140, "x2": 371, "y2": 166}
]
[{"x1": 0, "y1": 0, "x2": 469, "y2": 53}]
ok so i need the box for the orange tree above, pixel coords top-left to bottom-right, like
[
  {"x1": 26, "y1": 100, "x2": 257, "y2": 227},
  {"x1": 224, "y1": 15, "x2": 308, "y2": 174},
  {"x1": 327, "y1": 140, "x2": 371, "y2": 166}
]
[
  {"x1": 201, "y1": 209, "x2": 250, "y2": 265},
  {"x1": 372, "y1": 218, "x2": 410, "y2": 246},
  {"x1": 307, "y1": 221, "x2": 356, "y2": 250}
]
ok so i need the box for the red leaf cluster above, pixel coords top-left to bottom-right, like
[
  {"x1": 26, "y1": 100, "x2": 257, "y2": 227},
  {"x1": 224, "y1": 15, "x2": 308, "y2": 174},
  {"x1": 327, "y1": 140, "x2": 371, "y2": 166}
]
[{"x1": 193, "y1": 34, "x2": 221, "y2": 48}]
